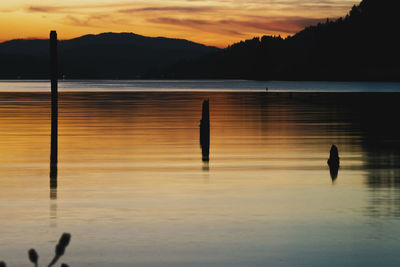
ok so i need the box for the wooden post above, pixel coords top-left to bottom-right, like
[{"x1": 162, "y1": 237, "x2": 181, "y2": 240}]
[
  {"x1": 50, "y1": 31, "x2": 58, "y2": 198},
  {"x1": 200, "y1": 99, "x2": 210, "y2": 162}
]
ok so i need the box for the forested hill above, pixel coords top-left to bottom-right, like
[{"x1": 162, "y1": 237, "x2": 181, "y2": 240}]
[
  {"x1": 0, "y1": 32, "x2": 220, "y2": 79},
  {"x1": 157, "y1": 0, "x2": 400, "y2": 81}
]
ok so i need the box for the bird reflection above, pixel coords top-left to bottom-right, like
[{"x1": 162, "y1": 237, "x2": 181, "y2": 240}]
[
  {"x1": 200, "y1": 99, "x2": 210, "y2": 167},
  {"x1": 327, "y1": 144, "x2": 340, "y2": 183}
]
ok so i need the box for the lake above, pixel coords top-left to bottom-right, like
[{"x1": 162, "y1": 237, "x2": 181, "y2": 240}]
[
  {"x1": 1, "y1": 80, "x2": 400, "y2": 266},
  {"x1": 1, "y1": 79, "x2": 400, "y2": 92}
]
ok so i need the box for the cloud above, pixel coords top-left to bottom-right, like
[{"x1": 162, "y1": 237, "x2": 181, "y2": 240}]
[
  {"x1": 25, "y1": 3, "x2": 219, "y2": 18},
  {"x1": 63, "y1": 14, "x2": 131, "y2": 28},
  {"x1": 28, "y1": 6, "x2": 61, "y2": 13},
  {"x1": 26, "y1": 3, "x2": 140, "y2": 13},
  {"x1": 149, "y1": 17, "x2": 212, "y2": 26},
  {"x1": 18, "y1": 0, "x2": 359, "y2": 46},
  {"x1": 224, "y1": 17, "x2": 326, "y2": 33},
  {"x1": 148, "y1": 17, "x2": 245, "y2": 36},
  {"x1": 25, "y1": 1, "x2": 357, "y2": 15},
  {"x1": 0, "y1": 9, "x2": 16, "y2": 13},
  {"x1": 64, "y1": 15, "x2": 90, "y2": 27},
  {"x1": 119, "y1": 6, "x2": 215, "y2": 13},
  {"x1": 148, "y1": 16, "x2": 326, "y2": 36}
]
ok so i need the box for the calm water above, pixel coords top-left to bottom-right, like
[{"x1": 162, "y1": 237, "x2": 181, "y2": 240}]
[
  {"x1": 1, "y1": 83, "x2": 400, "y2": 266},
  {"x1": 1, "y1": 79, "x2": 400, "y2": 92}
]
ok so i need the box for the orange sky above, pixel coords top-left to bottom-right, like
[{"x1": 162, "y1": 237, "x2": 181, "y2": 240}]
[{"x1": 0, "y1": 0, "x2": 359, "y2": 47}]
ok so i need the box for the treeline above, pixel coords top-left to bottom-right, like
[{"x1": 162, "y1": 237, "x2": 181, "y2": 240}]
[{"x1": 155, "y1": 0, "x2": 400, "y2": 81}]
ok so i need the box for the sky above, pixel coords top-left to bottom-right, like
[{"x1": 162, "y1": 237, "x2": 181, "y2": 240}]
[{"x1": 0, "y1": 0, "x2": 360, "y2": 47}]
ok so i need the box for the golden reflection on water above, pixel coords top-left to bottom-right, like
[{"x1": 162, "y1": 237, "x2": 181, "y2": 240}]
[{"x1": 1, "y1": 92, "x2": 400, "y2": 266}]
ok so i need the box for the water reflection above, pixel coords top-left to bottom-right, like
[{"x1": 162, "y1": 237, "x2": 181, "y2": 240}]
[
  {"x1": 256, "y1": 92, "x2": 400, "y2": 216},
  {"x1": 318, "y1": 93, "x2": 400, "y2": 217},
  {"x1": 359, "y1": 101, "x2": 400, "y2": 217},
  {"x1": 363, "y1": 149, "x2": 400, "y2": 217},
  {"x1": 2, "y1": 91, "x2": 400, "y2": 266}
]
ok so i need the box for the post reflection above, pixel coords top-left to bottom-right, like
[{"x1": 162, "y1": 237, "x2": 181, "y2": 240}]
[
  {"x1": 49, "y1": 200, "x2": 58, "y2": 227},
  {"x1": 202, "y1": 162, "x2": 210, "y2": 172},
  {"x1": 50, "y1": 118, "x2": 57, "y2": 200},
  {"x1": 50, "y1": 127, "x2": 57, "y2": 200}
]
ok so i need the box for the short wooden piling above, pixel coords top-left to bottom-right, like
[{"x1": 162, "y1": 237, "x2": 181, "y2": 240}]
[
  {"x1": 50, "y1": 31, "x2": 58, "y2": 197},
  {"x1": 200, "y1": 99, "x2": 210, "y2": 162}
]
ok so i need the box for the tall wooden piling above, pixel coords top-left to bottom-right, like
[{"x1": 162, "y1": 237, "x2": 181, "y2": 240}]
[{"x1": 50, "y1": 31, "x2": 58, "y2": 197}]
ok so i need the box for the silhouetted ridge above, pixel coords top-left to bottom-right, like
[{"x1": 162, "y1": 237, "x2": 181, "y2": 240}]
[
  {"x1": 0, "y1": 32, "x2": 219, "y2": 79},
  {"x1": 159, "y1": 0, "x2": 400, "y2": 81}
]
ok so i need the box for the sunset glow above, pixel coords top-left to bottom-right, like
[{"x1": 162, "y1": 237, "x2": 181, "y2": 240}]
[{"x1": 1, "y1": 0, "x2": 359, "y2": 47}]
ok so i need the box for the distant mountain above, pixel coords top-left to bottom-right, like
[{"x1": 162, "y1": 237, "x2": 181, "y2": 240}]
[
  {"x1": 0, "y1": 32, "x2": 220, "y2": 79},
  {"x1": 157, "y1": 0, "x2": 400, "y2": 81}
]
